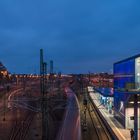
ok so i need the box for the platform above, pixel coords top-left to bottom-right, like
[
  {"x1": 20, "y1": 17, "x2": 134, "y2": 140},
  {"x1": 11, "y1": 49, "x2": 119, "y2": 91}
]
[{"x1": 89, "y1": 91, "x2": 140, "y2": 140}]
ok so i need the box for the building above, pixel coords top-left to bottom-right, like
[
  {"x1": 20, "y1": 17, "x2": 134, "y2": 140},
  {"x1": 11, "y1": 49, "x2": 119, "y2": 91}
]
[
  {"x1": 114, "y1": 54, "x2": 140, "y2": 129},
  {"x1": 0, "y1": 62, "x2": 8, "y2": 76},
  {"x1": 89, "y1": 73, "x2": 113, "y2": 88}
]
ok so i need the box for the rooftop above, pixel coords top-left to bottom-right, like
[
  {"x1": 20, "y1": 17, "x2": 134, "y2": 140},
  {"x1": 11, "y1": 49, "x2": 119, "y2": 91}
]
[{"x1": 114, "y1": 54, "x2": 140, "y2": 65}]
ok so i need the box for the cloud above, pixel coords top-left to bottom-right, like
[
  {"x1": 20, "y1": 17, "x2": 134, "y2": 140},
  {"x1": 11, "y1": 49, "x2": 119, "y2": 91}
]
[{"x1": 0, "y1": 0, "x2": 140, "y2": 73}]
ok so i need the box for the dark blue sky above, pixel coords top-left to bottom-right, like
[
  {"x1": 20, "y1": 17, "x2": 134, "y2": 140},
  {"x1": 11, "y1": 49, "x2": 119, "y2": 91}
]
[{"x1": 0, "y1": 0, "x2": 140, "y2": 74}]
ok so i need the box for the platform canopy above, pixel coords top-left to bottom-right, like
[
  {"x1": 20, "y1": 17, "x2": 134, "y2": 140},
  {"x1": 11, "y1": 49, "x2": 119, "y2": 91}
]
[{"x1": 95, "y1": 88, "x2": 114, "y2": 97}]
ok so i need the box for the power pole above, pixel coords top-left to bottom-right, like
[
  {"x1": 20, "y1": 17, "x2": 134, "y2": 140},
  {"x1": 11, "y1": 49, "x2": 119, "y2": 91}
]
[
  {"x1": 57, "y1": 72, "x2": 61, "y2": 97},
  {"x1": 43, "y1": 62, "x2": 47, "y2": 93},
  {"x1": 134, "y1": 94, "x2": 138, "y2": 140},
  {"x1": 40, "y1": 49, "x2": 44, "y2": 96},
  {"x1": 88, "y1": 71, "x2": 91, "y2": 83},
  {"x1": 40, "y1": 49, "x2": 48, "y2": 140},
  {"x1": 50, "y1": 60, "x2": 54, "y2": 93},
  {"x1": 81, "y1": 74, "x2": 87, "y2": 131},
  {"x1": 50, "y1": 60, "x2": 53, "y2": 75}
]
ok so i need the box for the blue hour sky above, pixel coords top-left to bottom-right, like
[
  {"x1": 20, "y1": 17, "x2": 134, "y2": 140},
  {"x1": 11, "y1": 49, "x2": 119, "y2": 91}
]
[{"x1": 0, "y1": 0, "x2": 140, "y2": 74}]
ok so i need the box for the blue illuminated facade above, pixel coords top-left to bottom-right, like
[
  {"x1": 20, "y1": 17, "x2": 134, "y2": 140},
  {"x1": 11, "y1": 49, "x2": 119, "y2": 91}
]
[
  {"x1": 114, "y1": 54, "x2": 140, "y2": 128},
  {"x1": 114, "y1": 58, "x2": 135, "y2": 90}
]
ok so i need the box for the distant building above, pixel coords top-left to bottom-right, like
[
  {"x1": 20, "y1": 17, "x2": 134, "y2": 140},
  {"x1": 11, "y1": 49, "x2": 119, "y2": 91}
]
[
  {"x1": 0, "y1": 62, "x2": 8, "y2": 76},
  {"x1": 114, "y1": 54, "x2": 140, "y2": 129},
  {"x1": 89, "y1": 73, "x2": 113, "y2": 88}
]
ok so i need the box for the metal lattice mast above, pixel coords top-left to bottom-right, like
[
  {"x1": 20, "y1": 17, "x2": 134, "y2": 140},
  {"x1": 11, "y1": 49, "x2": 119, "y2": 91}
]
[
  {"x1": 40, "y1": 49, "x2": 48, "y2": 140},
  {"x1": 50, "y1": 60, "x2": 54, "y2": 93},
  {"x1": 50, "y1": 60, "x2": 53, "y2": 75}
]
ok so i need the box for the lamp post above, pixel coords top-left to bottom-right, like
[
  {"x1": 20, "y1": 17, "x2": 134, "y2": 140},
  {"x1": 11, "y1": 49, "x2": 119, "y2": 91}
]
[
  {"x1": 2, "y1": 73, "x2": 6, "y2": 121},
  {"x1": 3, "y1": 89, "x2": 6, "y2": 121},
  {"x1": 134, "y1": 94, "x2": 138, "y2": 140}
]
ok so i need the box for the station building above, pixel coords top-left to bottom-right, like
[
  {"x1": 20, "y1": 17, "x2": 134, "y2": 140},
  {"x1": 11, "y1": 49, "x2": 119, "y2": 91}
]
[{"x1": 114, "y1": 54, "x2": 140, "y2": 129}]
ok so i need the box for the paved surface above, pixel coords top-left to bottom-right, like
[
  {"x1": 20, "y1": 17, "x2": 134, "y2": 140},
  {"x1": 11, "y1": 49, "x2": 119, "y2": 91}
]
[{"x1": 89, "y1": 91, "x2": 140, "y2": 140}]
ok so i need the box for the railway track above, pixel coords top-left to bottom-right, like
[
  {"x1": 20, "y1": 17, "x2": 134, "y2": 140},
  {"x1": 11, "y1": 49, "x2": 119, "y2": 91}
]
[
  {"x1": 9, "y1": 111, "x2": 35, "y2": 140},
  {"x1": 80, "y1": 95, "x2": 112, "y2": 140},
  {"x1": 88, "y1": 99, "x2": 112, "y2": 140}
]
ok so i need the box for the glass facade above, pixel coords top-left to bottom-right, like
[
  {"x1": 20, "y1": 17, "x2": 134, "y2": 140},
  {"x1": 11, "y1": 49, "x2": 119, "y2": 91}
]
[
  {"x1": 135, "y1": 57, "x2": 140, "y2": 89},
  {"x1": 114, "y1": 58, "x2": 135, "y2": 90},
  {"x1": 114, "y1": 55, "x2": 140, "y2": 128},
  {"x1": 114, "y1": 58, "x2": 135, "y2": 113}
]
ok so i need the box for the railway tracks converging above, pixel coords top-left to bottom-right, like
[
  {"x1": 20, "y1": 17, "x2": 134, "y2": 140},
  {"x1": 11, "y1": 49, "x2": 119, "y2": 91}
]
[
  {"x1": 88, "y1": 99, "x2": 112, "y2": 140},
  {"x1": 9, "y1": 112, "x2": 35, "y2": 140},
  {"x1": 80, "y1": 95, "x2": 113, "y2": 140}
]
